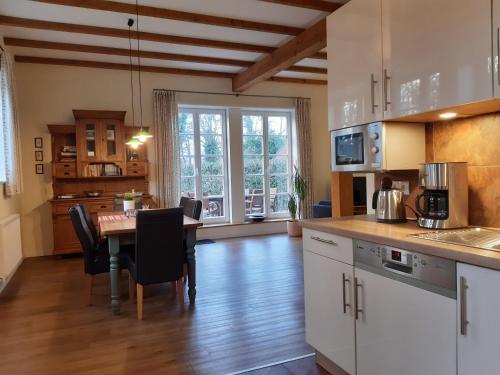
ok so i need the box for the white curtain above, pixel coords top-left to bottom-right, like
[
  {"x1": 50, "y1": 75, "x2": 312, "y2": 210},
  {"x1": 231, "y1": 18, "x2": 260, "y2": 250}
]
[
  {"x1": 295, "y1": 98, "x2": 313, "y2": 219},
  {"x1": 153, "y1": 89, "x2": 180, "y2": 208},
  {"x1": 0, "y1": 50, "x2": 23, "y2": 196}
]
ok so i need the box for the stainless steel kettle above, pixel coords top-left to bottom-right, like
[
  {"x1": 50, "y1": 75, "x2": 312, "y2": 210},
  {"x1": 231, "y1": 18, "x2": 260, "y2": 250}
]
[{"x1": 372, "y1": 177, "x2": 407, "y2": 223}]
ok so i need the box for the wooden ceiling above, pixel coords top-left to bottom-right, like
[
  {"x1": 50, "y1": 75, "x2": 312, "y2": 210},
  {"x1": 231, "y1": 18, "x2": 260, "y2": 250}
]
[{"x1": 0, "y1": 0, "x2": 346, "y2": 91}]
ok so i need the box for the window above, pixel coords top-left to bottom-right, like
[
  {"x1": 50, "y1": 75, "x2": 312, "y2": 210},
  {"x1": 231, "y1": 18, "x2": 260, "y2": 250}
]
[
  {"x1": 179, "y1": 108, "x2": 229, "y2": 223},
  {"x1": 242, "y1": 111, "x2": 292, "y2": 219}
]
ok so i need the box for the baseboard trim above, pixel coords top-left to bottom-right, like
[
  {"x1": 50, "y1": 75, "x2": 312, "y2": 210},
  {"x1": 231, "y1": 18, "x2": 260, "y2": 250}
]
[
  {"x1": 315, "y1": 351, "x2": 350, "y2": 375},
  {"x1": 0, "y1": 257, "x2": 23, "y2": 294},
  {"x1": 225, "y1": 353, "x2": 315, "y2": 375}
]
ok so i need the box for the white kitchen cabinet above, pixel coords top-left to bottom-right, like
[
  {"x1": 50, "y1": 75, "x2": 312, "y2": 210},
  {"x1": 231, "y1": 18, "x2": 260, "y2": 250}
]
[
  {"x1": 457, "y1": 263, "x2": 500, "y2": 375},
  {"x1": 303, "y1": 229, "x2": 355, "y2": 374},
  {"x1": 327, "y1": 0, "x2": 383, "y2": 130},
  {"x1": 494, "y1": 0, "x2": 500, "y2": 98},
  {"x1": 381, "y1": 0, "x2": 492, "y2": 119},
  {"x1": 355, "y1": 267, "x2": 456, "y2": 375}
]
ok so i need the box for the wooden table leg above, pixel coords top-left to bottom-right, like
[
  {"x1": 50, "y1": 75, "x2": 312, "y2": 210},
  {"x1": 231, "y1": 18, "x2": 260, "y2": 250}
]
[
  {"x1": 185, "y1": 228, "x2": 197, "y2": 304},
  {"x1": 108, "y1": 235, "x2": 121, "y2": 315}
]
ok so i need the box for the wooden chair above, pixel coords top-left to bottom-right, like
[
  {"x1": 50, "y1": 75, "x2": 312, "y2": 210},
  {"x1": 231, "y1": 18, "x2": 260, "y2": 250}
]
[
  {"x1": 126, "y1": 208, "x2": 185, "y2": 320},
  {"x1": 68, "y1": 206, "x2": 132, "y2": 306}
]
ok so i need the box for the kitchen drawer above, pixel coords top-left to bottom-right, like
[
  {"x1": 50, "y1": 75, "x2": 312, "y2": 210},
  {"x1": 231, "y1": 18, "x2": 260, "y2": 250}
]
[
  {"x1": 303, "y1": 228, "x2": 353, "y2": 265},
  {"x1": 127, "y1": 162, "x2": 147, "y2": 176},
  {"x1": 54, "y1": 162, "x2": 76, "y2": 178}
]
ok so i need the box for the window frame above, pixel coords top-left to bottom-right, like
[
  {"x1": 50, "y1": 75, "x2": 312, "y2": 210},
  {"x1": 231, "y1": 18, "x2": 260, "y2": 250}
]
[
  {"x1": 178, "y1": 106, "x2": 230, "y2": 224},
  {"x1": 242, "y1": 109, "x2": 293, "y2": 220}
]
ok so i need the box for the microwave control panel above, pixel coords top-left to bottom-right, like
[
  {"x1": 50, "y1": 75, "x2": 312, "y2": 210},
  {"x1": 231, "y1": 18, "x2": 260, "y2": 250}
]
[{"x1": 367, "y1": 122, "x2": 382, "y2": 169}]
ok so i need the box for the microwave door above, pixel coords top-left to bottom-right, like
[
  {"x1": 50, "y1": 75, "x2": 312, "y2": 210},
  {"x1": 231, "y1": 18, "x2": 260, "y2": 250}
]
[{"x1": 332, "y1": 127, "x2": 370, "y2": 172}]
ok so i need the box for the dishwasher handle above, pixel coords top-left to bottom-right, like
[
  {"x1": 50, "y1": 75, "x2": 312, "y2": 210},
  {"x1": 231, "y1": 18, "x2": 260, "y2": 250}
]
[
  {"x1": 354, "y1": 277, "x2": 363, "y2": 320},
  {"x1": 382, "y1": 261, "x2": 413, "y2": 276}
]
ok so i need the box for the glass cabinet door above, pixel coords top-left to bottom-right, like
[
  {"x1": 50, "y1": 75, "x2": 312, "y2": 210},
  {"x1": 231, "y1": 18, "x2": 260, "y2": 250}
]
[
  {"x1": 85, "y1": 123, "x2": 97, "y2": 159},
  {"x1": 105, "y1": 123, "x2": 117, "y2": 158}
]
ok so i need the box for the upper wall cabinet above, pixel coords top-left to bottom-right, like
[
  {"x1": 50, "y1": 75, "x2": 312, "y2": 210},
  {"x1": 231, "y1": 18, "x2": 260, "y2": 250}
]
[
  {"x1": 382, "y1": 0, "x2": 492, "y2": 119},
  {"x1": 327, "y1": 0, "x2": 383, "y2": 130},
  {"x1": 494, "y1": 0, "x2": 500, "y2": 98},
  {"x1": 328, "y1": 0, "x2": 494, "y2": 129}
]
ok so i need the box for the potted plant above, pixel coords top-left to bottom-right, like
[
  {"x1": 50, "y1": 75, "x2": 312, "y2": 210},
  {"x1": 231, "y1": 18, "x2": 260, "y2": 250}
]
[
  {"x1": 287, "y1": 194, "x2": 301, "y2": 237},
  {"x1": 287, "y1": 166, "x2": 307, "y2": 237},
  {"x1": 123, "y1": 192, "x2": 136, "y2": 212}
]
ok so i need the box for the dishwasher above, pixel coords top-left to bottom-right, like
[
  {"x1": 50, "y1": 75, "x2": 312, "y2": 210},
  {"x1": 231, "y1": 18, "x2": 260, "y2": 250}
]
[{"x1": 353, "y1": 240, "x2": 457, "y2": 375}]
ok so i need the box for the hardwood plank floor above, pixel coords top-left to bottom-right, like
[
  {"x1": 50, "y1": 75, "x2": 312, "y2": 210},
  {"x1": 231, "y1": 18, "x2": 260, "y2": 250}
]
[{"x1": 0, "y1": 234, "x2": 317, "y2": 374}]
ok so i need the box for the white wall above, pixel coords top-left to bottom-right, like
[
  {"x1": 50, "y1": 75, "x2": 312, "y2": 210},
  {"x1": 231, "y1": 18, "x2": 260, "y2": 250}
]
[{"x1": 14, "y1": 62, "x2": 331, "y2": 257}]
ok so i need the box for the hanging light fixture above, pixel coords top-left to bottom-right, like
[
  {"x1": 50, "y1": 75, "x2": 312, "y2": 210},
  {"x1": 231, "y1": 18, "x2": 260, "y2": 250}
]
[
  {"x1": 125, "y1": 17, "x2": 142, "y2": 149},
  {"x1": 132, "y1": 0, "x2": 153, "y2": 142}
]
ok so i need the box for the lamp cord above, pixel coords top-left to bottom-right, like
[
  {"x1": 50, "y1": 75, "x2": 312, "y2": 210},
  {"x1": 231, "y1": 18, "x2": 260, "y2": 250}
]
[
  {"x1": 136, "y1": 0, "x2": 144, "y2": 130},
  {"x1": 128, "y1": 21, "x2": 135, "y2": 128}
]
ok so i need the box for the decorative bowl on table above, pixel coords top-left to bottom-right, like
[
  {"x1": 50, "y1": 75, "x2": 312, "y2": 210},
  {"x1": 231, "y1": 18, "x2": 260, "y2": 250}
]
[{"x1": 248, "y1": 214, "x2": 266, "y2": 222}]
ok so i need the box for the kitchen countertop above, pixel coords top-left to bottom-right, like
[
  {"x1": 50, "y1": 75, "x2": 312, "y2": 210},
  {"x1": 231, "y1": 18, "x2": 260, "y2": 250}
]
[{"x1": 302, "y1": 215, "x2": 500, "y2": 271}]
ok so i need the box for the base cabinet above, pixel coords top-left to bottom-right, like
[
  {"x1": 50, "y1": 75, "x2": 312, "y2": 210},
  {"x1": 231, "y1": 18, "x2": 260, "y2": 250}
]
[
  {"x1": 457, "y1": 263, "x2": 500, "y2": 374},
  {"x1": 304, "y1": 251, "x2": 355, "y2": 374}
]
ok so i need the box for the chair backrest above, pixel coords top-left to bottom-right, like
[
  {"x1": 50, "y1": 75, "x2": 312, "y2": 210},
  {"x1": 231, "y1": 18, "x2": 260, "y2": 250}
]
[
  {"x1": 76, "y1": 203, "x2": 98, "y2": 244},
  {"x1": 180, "y1": 197, "x2": 202, "y2": 220},
  {"x1": 134, "y1": 208, "x2": 184, "y2": 285},
  {"x1": 68, "y1": 206, "x2": 96, "y2": 273}
]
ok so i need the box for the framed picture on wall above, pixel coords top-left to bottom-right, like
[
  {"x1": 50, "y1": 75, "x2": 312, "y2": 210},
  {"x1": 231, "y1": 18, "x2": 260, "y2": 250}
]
[
  {"x1": 35, "y1": 150, "x2": 43, "y2": 161},
  {"x1": 35, "y1": 164, "x2": 44, "y2": 175},
  {"x1": 34, "y1": 137, "x2": 43, "y2": 149}
]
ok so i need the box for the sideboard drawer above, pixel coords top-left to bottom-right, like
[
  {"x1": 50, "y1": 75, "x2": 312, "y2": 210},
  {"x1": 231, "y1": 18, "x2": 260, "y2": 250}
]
[
  {"x1": 303, "y1": 228, "x2": 353, "y2": 265},
  {"x1": 88, "y1": 200, "x2": 114, "y2": 213},
  {"x1": 54, "y1": 162, "x2": 76, "y2": 178},
  {"x1": 127, "y1": 162, "x2": 147, "y2": 176}
]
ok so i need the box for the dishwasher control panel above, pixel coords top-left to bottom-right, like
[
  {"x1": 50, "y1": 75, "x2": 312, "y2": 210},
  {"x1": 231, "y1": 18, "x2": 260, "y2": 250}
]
[{"x1": 354, "y1": 239, "x2": 456, "y2": 294}]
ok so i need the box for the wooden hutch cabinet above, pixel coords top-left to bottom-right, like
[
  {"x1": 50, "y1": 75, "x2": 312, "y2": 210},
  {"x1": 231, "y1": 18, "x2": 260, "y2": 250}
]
[
  {"x1": 49, "y1": 109, "x2": 151, "y2": 255},
  {"x1": 75, "y1": 110, "x2": 126, "y2": 176}
]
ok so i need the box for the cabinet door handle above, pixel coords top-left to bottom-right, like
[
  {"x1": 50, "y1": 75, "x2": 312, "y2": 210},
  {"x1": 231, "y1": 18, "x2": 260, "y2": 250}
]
[
  {"x1": 383, "y1": 69, "x2": 391, "y2": 111},
  {"x1": 460, "y1": 276, "x2": 469, "y2": 336},
  {"x1": 497, "y1": 28, "x2": 500, "y2": 86},
  {"x1": 310, "y1": 236, "x2": 338, "y2": 246},
  {"x1": 354, "y1": 277, "x2": 363, "y2": 320},
  {"x1": 342, "y1": 273, "x2": 351, "y2": 314},
  {"x1": 371, "y1": 73, "x2": 379, "y2": 114}
]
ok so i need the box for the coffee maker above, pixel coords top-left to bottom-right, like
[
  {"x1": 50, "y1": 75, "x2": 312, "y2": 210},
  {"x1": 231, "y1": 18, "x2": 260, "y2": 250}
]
[{"x1": 415, "y1": 162, "x2": 468, "y2": 229}]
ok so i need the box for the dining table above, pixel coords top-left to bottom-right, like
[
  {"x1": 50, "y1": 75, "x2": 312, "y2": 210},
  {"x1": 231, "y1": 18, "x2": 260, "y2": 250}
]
[{"x1": 98, "y1": 212, "x2": 203, "y2": 315}]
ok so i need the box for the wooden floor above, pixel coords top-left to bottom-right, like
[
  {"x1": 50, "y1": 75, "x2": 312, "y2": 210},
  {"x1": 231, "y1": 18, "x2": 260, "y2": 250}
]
[{"x1": 0, "y1": 234, "x2": 326, "y2": 375}]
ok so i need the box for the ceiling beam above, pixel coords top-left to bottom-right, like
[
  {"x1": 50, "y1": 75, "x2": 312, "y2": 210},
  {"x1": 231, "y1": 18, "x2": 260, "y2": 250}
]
[
  {"x1": 4, "y1": 37, "x2": 327, "y2": 74},
  {"x1": 233, "y1": 18, "x2": 327, "y2": 91},
  {"x1": 257, "y1": 0, "x2": 343, "y2": 12},
  {"x1": 14, "y1": 55, "x2": 327, "y2": 85},
  {"x1": 0, "y1": 15, "x2": 326, "y2": 60},
  {"x1": 32, "y1": 0, "x2": 304, "y2": 36}
]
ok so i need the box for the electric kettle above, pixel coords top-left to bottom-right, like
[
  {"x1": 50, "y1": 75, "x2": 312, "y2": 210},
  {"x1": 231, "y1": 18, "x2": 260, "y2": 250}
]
[{"x1": 372, "y1": 177, "x2": 407, "y2": 223}]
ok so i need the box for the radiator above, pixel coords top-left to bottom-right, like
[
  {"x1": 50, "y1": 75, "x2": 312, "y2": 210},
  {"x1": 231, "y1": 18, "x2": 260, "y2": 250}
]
[{"x1": 0, "y1": 213, "x2": 23, "y2": 291}]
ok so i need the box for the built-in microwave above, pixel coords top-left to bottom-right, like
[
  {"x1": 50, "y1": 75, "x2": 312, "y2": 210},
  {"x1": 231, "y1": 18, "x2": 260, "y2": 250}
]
[{"x1": 331, "y1": 122, "x2": 426, "y2": 172}]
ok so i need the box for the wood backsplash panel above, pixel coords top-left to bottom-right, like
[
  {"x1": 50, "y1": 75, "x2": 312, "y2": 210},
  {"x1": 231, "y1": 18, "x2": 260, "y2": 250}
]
[{"x1": 428, "y1": 111, "x2": 500, "y2": 227}]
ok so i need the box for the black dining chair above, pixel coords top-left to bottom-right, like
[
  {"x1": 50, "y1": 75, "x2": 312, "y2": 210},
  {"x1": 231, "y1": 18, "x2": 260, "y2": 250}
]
[
  {"x1": 76, "y1": 203, "x2": 98, "y2": 243},
  {"x1": 126, "y1": 208, "x2": 185, "y2": 320},
  {"x1": 69, "y1": 206, "x2": 132, "y2": 306},
  {"x1": 179, "y1": 197, "x2": 202, "y2": 281},
  {"x1": 179, "y1": 196, "x2": 202, "y2": 220}
]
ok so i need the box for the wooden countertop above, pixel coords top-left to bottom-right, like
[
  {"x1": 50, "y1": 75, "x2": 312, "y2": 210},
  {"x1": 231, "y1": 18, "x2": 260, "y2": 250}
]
[{"x1": 302, "y1": 215, "x2": 500, "y2": 271}]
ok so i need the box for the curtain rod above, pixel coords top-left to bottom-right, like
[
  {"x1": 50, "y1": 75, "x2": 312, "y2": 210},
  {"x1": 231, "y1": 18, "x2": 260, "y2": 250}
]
[{"x1": 155, "y1": 89, "x2": 311, "y2": 100}]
